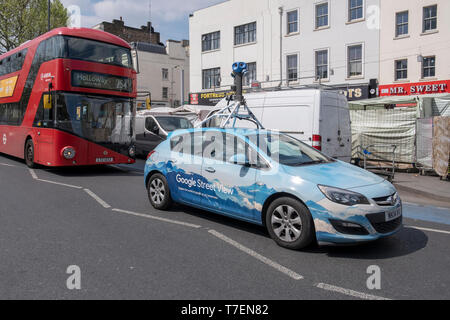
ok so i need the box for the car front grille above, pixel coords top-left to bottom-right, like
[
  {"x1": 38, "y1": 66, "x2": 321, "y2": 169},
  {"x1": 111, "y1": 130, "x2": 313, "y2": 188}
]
[
  {"x1": 373, "y1": 193, "x2": 397, "y2": 206},
  {"x1": 366, "y1": 212, "x2": 402, "y2": 234}
]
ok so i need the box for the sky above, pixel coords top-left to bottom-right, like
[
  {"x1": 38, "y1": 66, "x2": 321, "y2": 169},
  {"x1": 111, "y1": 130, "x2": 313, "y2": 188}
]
[{"x1": 60, "y1": 0, "x2": 225, "y2": 43}]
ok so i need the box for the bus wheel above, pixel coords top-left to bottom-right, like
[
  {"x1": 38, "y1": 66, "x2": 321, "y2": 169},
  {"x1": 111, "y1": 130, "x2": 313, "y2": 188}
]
[{"x1": 25, "y1": 139, "x2": 36, "y2": 168}]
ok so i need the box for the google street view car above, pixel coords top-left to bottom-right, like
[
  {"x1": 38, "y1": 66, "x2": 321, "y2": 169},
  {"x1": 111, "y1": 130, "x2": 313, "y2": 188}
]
[{"x1": 143, "y1": 62, "x2": 402, "y2": 250}]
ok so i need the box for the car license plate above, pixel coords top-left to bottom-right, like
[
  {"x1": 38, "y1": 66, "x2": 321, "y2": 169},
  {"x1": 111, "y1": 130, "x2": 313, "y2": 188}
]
[
  {"x1": 96, "y1": 157, "x2": 114, "y2": 163},
  {"x1": 385, "y1": 206, "x2": 402, "y2": 222}
]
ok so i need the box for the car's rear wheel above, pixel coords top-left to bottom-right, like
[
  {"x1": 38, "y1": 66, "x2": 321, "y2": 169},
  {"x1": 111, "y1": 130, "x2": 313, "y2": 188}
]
[
  {"x1": 24, "y1": 139, "x2": 36, "y2": 169},
  {"x1": 147, "y1": 173, "x2": 172, "y2": 210},
  {"x1": 266, "y1": 197, "x2": 315, "y2": 250}
]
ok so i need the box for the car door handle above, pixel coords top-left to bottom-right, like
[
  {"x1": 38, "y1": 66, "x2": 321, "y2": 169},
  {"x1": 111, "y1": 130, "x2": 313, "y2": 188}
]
[{"x1": 205, "y1": 167, "x2": 216, "y2": 173}]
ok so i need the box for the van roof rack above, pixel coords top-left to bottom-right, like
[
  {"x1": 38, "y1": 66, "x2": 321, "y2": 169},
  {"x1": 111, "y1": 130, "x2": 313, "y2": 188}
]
[{"x1": 197, "y1": 62, "x2": 264, "y2": 129}]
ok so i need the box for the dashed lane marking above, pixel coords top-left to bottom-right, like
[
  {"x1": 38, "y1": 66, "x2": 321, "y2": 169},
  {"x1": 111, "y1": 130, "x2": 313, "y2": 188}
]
[
  {"x1": 316, "y1": 283, "x2": 391, "y2": 300},
  {"x1": 0, "y1": 162, "x2": 16, "y2": 167},
  {"x1": 84, "y1": 188, "x2": 111, "y2": 209},
  {"x1": 112, "y1": 208, "x2": 202, "y2": 229},
  {"x1": 29, "y1": 169, "x2": 83, "y2": 189},
  {"x1": 208, "y1": 229, "x2": 304, "y2": 280}
]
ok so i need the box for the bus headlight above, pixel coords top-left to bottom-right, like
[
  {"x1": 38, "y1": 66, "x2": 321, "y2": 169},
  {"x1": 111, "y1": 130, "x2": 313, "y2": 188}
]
[
  {"x1": 62, "y1": 147, "x2": 76, "y2": 160},
  {"x1": 128, "y1": 145, "x2": 136, "y2": 158}
]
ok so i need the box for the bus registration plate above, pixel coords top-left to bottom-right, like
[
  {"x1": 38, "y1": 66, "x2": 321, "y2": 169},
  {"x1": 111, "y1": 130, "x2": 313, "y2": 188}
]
[{"x1": 96, "y1": 157, "x2": 114, "y2": 163}]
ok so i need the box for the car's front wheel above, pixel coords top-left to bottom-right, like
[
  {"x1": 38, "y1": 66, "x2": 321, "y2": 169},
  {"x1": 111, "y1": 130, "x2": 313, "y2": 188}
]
[
  {"x1": 266, "y1": 197, "x2": 315, "y2": 250},
  {"x1": 147, "y1": 173, "x2": 172, "y2": 210}
]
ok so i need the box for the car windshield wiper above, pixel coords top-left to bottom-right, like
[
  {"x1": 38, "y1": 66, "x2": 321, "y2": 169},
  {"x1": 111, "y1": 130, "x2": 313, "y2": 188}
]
[{"x1": 292, "y1": 160, "x2": 328, "y2": 166}]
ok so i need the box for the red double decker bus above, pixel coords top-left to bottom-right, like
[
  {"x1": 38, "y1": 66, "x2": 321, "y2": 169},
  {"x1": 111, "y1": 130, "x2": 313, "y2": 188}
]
[{"x1": 0, "y1": 27, "x2": 137, "y2": 168}]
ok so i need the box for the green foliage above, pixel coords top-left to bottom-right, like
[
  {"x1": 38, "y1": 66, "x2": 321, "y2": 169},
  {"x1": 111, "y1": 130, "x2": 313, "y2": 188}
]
[{"x1": 0, "y1": 0, "x2": 69, "y2": 54}]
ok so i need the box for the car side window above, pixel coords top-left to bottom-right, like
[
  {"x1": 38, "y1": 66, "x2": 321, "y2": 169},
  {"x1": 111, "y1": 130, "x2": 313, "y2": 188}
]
[{"x1": 145, "y1": 117, "x2": 157, "y2": 132}]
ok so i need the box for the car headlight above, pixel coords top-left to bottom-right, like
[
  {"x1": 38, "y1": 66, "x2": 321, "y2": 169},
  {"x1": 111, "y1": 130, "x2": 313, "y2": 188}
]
[{"x1": 318, "y1": 185, "x2": 370, "y2": 206}]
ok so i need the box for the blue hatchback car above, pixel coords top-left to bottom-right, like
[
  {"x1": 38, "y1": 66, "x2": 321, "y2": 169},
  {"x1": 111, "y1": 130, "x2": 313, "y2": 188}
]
[{"x1": 144, "y1": 128, "x2": 402, "y2": 250}]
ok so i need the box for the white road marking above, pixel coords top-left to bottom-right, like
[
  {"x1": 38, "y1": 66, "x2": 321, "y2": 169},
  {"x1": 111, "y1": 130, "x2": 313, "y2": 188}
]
[
  {"x1": 408, "y1": 226, "x2": 450, "y2": 235},
  {"x1": 316, "y1": 283, "x2": 391, "y2": 300},
  {"x1": 29, "y1": 169, "x2": 38, "y2": 179},
  {"x1": 404, "y1": 202, "x2": 450, "y2": 211},
  {"x1": 84, "y1": 189, "x2": 111, "y2": 209},
  {"x1": 112, "y1": 208, "x2": 202, "y2": 229},
  {"x1": 0, "y1": 162, "x2": 16, "y2": 167},
  {"x1": 208, "y1": 229, "x2": 303, "y2": 280},
  {"x1": 29, "y1": 169, "x2": 82, "y2": 189}
]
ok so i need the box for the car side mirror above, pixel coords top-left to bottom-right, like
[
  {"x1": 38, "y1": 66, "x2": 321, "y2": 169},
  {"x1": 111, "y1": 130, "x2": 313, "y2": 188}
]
[{"x1": 152, "y1": 125, "x2": 160, "y2": 135}]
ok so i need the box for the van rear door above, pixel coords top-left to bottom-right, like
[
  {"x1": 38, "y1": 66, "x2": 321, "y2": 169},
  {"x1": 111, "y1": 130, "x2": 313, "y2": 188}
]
[{"x1": 319, "y1": 92, "x2": 351, "y2": 161}]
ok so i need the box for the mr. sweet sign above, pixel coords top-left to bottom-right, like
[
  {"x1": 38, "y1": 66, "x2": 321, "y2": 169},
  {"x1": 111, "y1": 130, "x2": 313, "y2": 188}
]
[{"x1": 379, "y1": 80, "x2": 449, "y2": 97}]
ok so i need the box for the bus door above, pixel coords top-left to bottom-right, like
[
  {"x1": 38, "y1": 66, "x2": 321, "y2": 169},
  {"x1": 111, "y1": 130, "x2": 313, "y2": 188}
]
[{"x1": 35, "y1": 93, "x2": 55, "y2": 165}]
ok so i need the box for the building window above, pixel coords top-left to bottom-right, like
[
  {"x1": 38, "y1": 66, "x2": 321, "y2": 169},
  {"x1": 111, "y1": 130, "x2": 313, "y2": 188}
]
[
  {"x1": 162, "y1": 87, "x2": 168, "y2": 99},
  {"x1": 315, "y1": 50, "x2": 328, "y2": 80},
  {"x1": 423, "y1": 5, "x2": 437, "y2": 32},
  {"x1": 349, "y1": 0, "x2": 363, "y2": 21},
  {"x1": 315, "y1": 3, "x2": 329, "y2": 29},
  {"x1": 287, "y1": 10, "x2": 298, "y2": 34},
  {"x1": 202, "y1": 68, "x2": 221, "y2": 89},
  {"x1": 422, "y1": 56, "x2": 435, "y2": 78},
  {"x1": 348, "y1": 44, "x2": 363, "y2": 78},
  {"x1": 395, "y1": 59, "x2": 408, "y2": 80},
  {"x1": 162, "y1": 68, "x2": 168, "y2": 80},
  {"x1": 202, "y1": 31, "x2": 220, "y2": 52},
  {"x1": 244, "y1": 62, "x2": 257, "y2": 86},
  {"x1": 287, "y1": 54, "x2": 298, "y2": 81},
  {"x1": 234, "y1": 22, "x2": 256, "y2": 45},
  {"x1": 396, "y1": 11, "x2": 409, "y2": 37}
]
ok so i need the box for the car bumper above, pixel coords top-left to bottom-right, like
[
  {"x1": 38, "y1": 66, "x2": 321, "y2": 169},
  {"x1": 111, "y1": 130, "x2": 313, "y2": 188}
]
[{"x1": 308, "y1": 196, "x2": 403, "y2": 245}]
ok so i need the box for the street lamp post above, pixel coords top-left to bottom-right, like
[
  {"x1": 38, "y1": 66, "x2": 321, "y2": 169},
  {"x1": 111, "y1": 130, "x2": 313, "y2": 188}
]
[{"x1": 48, "y1": 0, "x2": 51, "y2": 32}]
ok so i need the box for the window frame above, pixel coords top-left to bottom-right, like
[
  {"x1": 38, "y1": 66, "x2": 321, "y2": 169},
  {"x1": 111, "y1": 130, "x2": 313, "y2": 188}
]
[
  {"x1": 286, "y1": 54, "x2": 299, "y2": 82},
  {"x1": 201, "y1": 31, "x2": 221, "y2": 52},
  {"x1": 244, "y1": 62, "x2": 257, "y2": 86},
  {"x1": 315, "y1": 49, "x2": 329, "y2": 81},
  {"x1": 423, "y1": 5, "x2": 437, "y2": 33},
  {"x1": 315, "y1": 2, "x2": 329, "y2": 29},
  {"x1": 202, "y1": 67, "x2": 221, "y2": 90},
  {"x1": 286, "y1": 9, "x2": 299, "y2": 35},
  {"x1": 348, "y1": 0, "x2": 364, "y2": 22},
  {"x1": 395, "y1": 11, "x2": 409, "y2": 37},
  {"x1": 347, "y1": 43, "x2": 364, "y2": 78},
  {"x1": 162, "y1": 68, "x2": 169, "y2": 81},
  {"x1": 234, "y1": 22, "x2": 257, "y2": 46},
  {"x1": 394, "y1": 59, "x2": 408, "y2": 81},
  {"x1": 422, "y1": 56, "x2": 436, "y2": 79},
  {"x1": 162, "y1": 87, "x2": 169, "y2": 99}
]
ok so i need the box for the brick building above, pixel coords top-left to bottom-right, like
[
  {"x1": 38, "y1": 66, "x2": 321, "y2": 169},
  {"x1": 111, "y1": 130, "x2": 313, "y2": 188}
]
[{"x1": 93, "y1": 18, "x2": 163, "y2": 45}]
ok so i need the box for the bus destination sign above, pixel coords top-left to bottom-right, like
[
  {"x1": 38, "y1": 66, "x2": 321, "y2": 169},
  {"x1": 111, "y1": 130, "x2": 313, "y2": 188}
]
[{"x1": 71, "y1": 70, "x2": 132, "y2": 93}]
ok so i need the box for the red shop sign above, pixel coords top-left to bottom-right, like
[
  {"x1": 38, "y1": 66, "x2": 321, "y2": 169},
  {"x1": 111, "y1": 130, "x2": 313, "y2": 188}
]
[{"x1": 379, "y1": 80, "x2": 449, "y2": 96}]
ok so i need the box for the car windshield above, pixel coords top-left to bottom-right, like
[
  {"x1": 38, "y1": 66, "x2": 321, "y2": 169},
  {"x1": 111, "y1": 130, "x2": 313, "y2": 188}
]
[
  {"x1": 155, "y1": 116, "x2": 193, "y2": 132},
  {"x1": 55, "y1": 93, "x2": 133, "y2": 145},
  {"x1": 246, "y1": 132, "x2": 332, "y2": 166}
]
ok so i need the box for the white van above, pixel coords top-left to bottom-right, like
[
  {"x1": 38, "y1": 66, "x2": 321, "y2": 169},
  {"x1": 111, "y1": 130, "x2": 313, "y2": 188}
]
[{"x1": 211, "y1": 89, "x2": 352, "y2": 162}]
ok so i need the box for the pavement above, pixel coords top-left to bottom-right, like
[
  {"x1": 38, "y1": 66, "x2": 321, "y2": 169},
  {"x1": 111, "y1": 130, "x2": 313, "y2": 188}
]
[
  {"x1": 393, "y1": 172, "x2": 450, "y2": 209},
  {"x1": 1, "y1": 154, "x2": 450, "y2": 300}
]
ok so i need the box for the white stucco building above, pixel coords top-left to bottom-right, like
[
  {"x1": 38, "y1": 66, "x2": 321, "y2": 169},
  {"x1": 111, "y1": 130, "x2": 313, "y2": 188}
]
[
  {"x1": 189, "y1": 0, "x2": 381, "y2": 104},
  {"x1": 134, "y1": 40, "x2": 190, "y2": 108},
  {"x1": 378, "y1": 0, "x2": 450, "y2": 97}
]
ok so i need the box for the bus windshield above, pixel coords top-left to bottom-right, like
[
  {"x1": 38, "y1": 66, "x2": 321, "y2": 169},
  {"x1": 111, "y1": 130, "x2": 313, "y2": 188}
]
[{"x1": 56, "y1": 93, "x2": 133, "y2": 145}]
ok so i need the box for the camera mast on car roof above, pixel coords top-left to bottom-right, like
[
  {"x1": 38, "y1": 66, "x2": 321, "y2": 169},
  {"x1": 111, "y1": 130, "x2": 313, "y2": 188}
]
[{"x1": 197, "y1": 62, "x2": 265, "y2": 129}]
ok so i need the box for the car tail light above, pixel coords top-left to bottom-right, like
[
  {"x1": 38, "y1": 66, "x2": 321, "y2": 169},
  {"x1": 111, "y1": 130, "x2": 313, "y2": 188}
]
[
  {"x1": 147, "y1": 151, "x2": 156, "y2": 160},
  {"x1": 312, "y1": 135, "x2": 322, "y2": 151}
]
